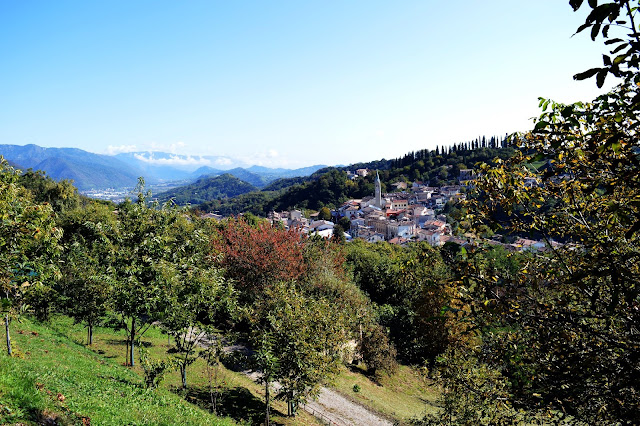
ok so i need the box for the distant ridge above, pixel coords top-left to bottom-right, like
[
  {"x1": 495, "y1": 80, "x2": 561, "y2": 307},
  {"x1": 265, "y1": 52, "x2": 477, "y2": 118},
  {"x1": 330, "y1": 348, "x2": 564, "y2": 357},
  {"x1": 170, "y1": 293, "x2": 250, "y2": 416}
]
[
  {"x1": 0, "y1": 144, "x2": 330, "y2": 194},
  {"x1": 0, "y1": 144, "x2": 142, "y2": 190}
]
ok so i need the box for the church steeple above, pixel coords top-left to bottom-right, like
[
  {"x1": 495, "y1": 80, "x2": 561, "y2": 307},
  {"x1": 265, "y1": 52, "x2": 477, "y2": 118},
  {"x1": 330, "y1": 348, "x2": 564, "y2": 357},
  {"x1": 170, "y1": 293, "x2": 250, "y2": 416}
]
[{"x1": 374, "y1": 170, "x2": 382, "y2": 208}]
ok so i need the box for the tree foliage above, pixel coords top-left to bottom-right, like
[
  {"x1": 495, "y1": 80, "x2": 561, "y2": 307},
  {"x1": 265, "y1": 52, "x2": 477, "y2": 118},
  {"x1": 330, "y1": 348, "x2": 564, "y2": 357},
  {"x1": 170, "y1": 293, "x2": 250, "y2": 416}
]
[
  {"x1": 249, "y1": 281, "x2": 350, "y2": 415},
  {"x1": 57, "y1": 202, "x2": 117, "y2": 344},
  {"x1": 0, "y1": 159, "x2": 62, "y2": 354},
  {"x1": 345, "y1": 240, "x2": 453, "y2": 365},
  {"x1": 212, "y1": 218, "x2": 306, "y2": 302},
  {"x1": 427, "y1": 2, "x2": 640, "y2": 423},
  {"x1": 110, "y1": 180, "x2": 179, "y2": 366}
]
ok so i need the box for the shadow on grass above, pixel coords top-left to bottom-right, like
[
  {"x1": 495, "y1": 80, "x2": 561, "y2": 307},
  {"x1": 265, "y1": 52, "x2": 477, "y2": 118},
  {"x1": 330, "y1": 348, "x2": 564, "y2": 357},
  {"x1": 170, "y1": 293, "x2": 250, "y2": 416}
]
[
  {"x1": 104, "y1": 339, "x2": 152, "y2": 348},
  {"x1": 96, "y1": 374, "x2": 143, "y2": 389},
  {"x1": 345, "y1": 362, "x2": 383, "y2": 384},
  {"x1": 173, "y1": 385, "x2": 287, "y2": 425}
]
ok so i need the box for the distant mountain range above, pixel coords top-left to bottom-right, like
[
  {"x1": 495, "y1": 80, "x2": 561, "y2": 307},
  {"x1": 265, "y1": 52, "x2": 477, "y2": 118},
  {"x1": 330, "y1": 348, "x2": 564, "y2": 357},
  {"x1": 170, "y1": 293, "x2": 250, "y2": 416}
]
[
  {"x1": 0, "y1": 144, "x2": 142, "y2": 190},
  {"x1": 0, "y1": 144, "x2": 326, "y2": 192}
]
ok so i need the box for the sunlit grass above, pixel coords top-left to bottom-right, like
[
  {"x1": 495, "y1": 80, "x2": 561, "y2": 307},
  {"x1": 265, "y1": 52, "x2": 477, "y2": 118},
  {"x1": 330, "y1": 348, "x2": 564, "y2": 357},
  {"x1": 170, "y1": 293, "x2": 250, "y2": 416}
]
[
  {"x1": 30, "y1": 315, "x2": 322, "y2": 425},
  {"x1": 1, "y1": 316, "x2": 234, "y2": 425},
  {"x1": 331, "y1": 363, "x2": 440, "y2": 423},
  {"x1": 3, "y1": 315, "x2": 438, "y2": 425}
]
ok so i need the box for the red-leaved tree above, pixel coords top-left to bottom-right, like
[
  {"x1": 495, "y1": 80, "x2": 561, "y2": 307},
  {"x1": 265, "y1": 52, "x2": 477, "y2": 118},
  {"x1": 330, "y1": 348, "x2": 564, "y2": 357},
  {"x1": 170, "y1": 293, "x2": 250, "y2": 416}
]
[{"x1": 212, "y1": 218, "x2": 306, "y2": 302}]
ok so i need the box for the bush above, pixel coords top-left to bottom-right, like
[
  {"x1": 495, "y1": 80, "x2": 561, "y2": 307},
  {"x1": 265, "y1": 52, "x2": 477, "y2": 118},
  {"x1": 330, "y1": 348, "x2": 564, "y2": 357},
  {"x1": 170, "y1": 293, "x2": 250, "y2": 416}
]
[{"x1": 139, "y1": 350, "x2": 176, "y2": 390}]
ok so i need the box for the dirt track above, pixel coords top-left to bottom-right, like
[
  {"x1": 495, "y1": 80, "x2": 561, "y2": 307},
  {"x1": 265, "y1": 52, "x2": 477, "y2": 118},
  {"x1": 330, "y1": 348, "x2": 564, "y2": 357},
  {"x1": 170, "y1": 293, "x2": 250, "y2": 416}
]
[{"x1": 197, "y1": 333, "x2": 393, "y2": 425}]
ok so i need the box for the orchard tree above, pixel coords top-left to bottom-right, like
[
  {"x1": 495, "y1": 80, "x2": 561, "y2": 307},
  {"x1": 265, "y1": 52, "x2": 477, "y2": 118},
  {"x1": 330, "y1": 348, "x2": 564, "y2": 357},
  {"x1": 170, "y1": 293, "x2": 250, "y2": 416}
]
[
  {"x1": 57, "y1": 202, "x2": 117, "y2": 345},
  {"x1": 162, "y1": 214, "x2": 235, "y2": 389},
  {"x1": 111, "y1": 180, "x2": 178, "y2": 366},
  {"x1": 0, "y1": 159, "x2": 62, "y2": 355},
  {"x1": 249, "y1": 281, "x2": 350, "y2": 417}
]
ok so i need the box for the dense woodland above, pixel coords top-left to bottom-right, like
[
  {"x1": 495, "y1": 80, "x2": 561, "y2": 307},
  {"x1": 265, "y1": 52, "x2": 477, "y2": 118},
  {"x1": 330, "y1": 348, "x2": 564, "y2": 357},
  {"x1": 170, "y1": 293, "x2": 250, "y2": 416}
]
[{"x1": 2, "y1": 1, "x2": 640, "y2": 424}]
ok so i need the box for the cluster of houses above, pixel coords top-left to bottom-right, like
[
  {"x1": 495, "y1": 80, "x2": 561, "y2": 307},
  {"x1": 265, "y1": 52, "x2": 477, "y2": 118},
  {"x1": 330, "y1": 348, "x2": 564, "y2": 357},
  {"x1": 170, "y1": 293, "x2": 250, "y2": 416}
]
[
  {"x1": 266, "y1": 169, "x2": 561, "y2": 253},
  {"x1": 268, "y1": 171, "x2": 465, "y2": 247}
]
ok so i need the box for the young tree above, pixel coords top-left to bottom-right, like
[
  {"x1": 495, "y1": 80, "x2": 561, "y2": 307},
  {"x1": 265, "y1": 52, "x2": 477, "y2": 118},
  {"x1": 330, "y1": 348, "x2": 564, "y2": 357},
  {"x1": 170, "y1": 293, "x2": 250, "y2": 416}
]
[
  {"x1": 162, "y1": 215, "x2": 236, "y2": 388},
  {"x1": 111, "y1": 180, "x2": 177, "y2": 366},
  {"x1": 57, "y1": 203, "x2": 117, "y2": 345},
  {"x1": 0, "y1": 159, "x2": 62, "y2": 355},
  {"x1": 250, "y1": 281, "x2": 349, "y2": 417}
]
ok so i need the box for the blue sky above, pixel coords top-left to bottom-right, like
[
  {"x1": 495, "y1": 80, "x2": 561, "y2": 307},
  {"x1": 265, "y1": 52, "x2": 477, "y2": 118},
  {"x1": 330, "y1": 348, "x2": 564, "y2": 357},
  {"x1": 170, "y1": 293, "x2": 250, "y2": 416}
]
[{"x1": 0, "y1": 1, "x2": 615, "y2": 168}]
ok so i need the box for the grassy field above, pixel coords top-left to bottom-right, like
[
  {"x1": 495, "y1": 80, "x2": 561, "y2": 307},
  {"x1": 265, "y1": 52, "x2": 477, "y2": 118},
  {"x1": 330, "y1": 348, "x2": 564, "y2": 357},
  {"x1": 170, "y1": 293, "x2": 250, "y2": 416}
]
[
  {"x1": 330, "y1": 363, "x2": 440, "y2": 424},
  {"x1": 1, "y1": 315, "x2": 323, "y2": 425},
  {"x1": 1, "y1": 315, "x2": 439, "y2": 425}
]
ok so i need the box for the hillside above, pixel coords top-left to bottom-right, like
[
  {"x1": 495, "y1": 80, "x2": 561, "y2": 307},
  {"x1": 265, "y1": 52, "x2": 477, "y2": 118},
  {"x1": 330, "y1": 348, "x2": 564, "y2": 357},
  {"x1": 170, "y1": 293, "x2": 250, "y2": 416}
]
[
  {"x1": 0, "y1": 316, "x2": 236, "y2": 425},
  {"x1": 155, "y1": 173, "x2": 258, "y2": 205}
]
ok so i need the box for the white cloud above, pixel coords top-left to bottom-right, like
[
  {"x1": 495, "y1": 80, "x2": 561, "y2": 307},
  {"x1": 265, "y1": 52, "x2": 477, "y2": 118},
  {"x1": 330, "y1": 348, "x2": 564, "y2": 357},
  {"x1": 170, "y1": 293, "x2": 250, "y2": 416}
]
[
  {"x1": 266, "y1": 149, "x2": 278, "y2": 158},
  {"x1": 237, "y1": 148, "x2": 297, "y2": 168},
  {"x1": 167, "y1": 141, "x2": 186, "y2": 154},
  {"x1": 214, "y1": 157, "x2": 233, "y2": 166},
  {"x1": 133, "y1": 153, "x2": 212, "y2": 166},
  {"x1": 106, "y1": 144, "x2": 138, "y2": 155}
]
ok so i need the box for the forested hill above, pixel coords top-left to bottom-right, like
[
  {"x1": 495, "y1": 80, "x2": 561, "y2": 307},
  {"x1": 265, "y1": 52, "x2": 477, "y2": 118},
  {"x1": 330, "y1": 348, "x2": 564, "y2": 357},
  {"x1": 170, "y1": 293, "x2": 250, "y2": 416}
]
[
  {"x1": 156, "y1": 173, "x2": 258, "y2": 205},
  {"x1": 198, "y1": 138, "x2": 514, "y2": 216}
]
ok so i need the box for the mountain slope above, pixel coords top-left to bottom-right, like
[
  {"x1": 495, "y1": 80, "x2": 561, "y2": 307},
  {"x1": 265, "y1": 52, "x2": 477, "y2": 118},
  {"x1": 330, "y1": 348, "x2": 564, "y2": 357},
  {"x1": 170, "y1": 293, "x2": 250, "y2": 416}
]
[
  {"x1": 156, "y1": 173, "x2": 258, "y2": 205},
  {"x1": 198, "y1": 144, "x2": 516, "y2": 216}
]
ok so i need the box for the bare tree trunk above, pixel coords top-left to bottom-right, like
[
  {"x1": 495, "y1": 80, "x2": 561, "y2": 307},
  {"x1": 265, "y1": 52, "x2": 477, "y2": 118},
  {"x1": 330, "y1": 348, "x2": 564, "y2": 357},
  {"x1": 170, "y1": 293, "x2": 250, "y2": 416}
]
[
  {"x1": 5, "y1": 314, "x2": 11, "y2": 356},
  {"x1": 265, "y1": 381, "x2": 270, "y2": 426},
  {"x1": 87, "y1": 322, "x2": 94, "y2": 345},
  {"x1": 181, "y1": 364, "x2": 187, "y2": 388},
  {"x1": 130, "y1": 317, "x2": 136, "y2": 367},
  {"x1": 125, "y1": 338, "x2": 130, "y2": 366}
]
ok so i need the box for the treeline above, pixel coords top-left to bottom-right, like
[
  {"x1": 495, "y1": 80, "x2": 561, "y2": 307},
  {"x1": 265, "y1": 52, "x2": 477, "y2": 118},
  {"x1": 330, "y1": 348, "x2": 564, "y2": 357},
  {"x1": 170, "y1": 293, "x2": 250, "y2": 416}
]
[{"x1": 198, "y1": 142, "x2": 515, "y2": 216}]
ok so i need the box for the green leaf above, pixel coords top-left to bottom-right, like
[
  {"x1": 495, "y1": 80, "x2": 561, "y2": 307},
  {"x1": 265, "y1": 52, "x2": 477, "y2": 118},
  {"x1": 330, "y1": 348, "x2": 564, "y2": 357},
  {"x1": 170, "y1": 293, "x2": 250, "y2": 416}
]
[
  {"x1": 534, "y1": 121, "x2": 549, "y2": 131},
  {"x1": 591, "y1": 23, "x2": 601, "y2": 40},
  {"x1": 604, "y1": 38, "x2": 624, "y2": 45},
  {"x1": 614, "y1": 112, "x2": 623, "y2": 122},
  {"x1": 573, "y1": 68, "x2": 600, "y2": 81},
  {"x1": 596, "y1": 69, "x2": 608, "y2": 88},
  {"x1": 610, "y1": 43, "x2": 628, "y2": 54},
  {"x1": 570, "y1": 0, "x2": 584, "y2": 11},
  {"x1": 574, "y1": 22, "x2": 591, "y2": 35},
  {"x1": 613, "y1": 53, "x2": 627, "y2": 64}
]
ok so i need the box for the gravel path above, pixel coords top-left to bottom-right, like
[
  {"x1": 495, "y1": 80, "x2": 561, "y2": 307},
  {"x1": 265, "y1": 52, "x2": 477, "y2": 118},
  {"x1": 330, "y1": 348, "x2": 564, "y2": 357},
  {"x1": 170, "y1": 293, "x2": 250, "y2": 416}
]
[
  {"x1": 303, "y1": 387, "x2": 393, "y2": 426},
  {"x1": 197, "y1": 333, "x2": 393, "y2": 425}
]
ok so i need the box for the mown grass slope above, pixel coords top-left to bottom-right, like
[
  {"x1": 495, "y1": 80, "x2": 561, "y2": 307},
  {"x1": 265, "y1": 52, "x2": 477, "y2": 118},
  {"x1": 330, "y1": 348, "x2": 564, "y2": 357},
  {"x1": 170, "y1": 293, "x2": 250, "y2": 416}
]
[{"x1": 332, "y1": 364, "x2": 440, "y2": 423}]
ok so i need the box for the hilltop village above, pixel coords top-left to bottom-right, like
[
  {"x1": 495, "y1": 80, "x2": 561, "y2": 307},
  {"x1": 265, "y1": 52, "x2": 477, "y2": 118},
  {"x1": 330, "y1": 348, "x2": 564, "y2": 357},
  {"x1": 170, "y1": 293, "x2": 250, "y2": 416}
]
[{"x1": 255, "y1": 168, "x2": 560, "y2": 254}]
